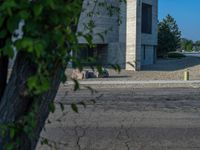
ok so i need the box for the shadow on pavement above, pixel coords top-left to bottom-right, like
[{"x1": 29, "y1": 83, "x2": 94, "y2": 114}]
[{"x1": 142, "y1": 57, "x2": 200, "y2": 71}]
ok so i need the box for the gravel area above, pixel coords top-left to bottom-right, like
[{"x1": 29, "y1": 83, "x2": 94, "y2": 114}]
[
  {"x1": 8, "y1": 57, "x2": 200, "y2": 81},
  {"x1": 65, "y1": 57, "x2": 200, "y2": 81}
]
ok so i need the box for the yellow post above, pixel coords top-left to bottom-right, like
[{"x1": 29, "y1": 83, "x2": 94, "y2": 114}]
[{"x1": 184, "y1": 70, "x2": 189, "y2": 81}]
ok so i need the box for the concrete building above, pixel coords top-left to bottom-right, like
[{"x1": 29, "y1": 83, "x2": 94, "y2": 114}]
[{"x1": 77, "y1": 0, "x2": 158, "y2": 70}]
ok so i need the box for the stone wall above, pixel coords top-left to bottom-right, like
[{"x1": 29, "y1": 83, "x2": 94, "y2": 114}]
[
  {"x1": 141, "y1": 0, "x2": 158, "y2": 46},
  {"x1": 77, "y1": 0, "x2": 119, "y2": 44},
  {"x1": 140, "y1": 0, "x2": 158, "y2": 66},
  {"x1": 106, "y1": 43, "x2": 126, "y2": 67},
  {"x1": 141, "y1": 45, "x2": 155, "y2": 65},
  {"x1": 125, "y1": 0, "x2": 158, "y2": 68},
  {"x1": 77, "y1": 0, "x2": 127, "y2": 69},
  {"x1": 77, "y1": 0, "x2": 158, "y2": 70}
]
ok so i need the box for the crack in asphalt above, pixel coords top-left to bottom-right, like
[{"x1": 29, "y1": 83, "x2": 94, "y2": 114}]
[
  {"x1": 74, "y1": 125, "x2": 88, "y2": 150},
  {"x1": 116, "y1": 123, "x2": 131, "y2": 150},
  {"x1": 38, "y1": 88, "x2": 200, "y2": 150},
  {"x1": 124, "y1": 127, "x2": 131, "y2": 150}
]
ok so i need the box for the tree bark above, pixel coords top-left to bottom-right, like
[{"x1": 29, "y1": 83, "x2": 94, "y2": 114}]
[
  {"x1": 0, "y1": 2, "x2": 82, "y2": 148},
  {"x1": 0, "y1": 56, "x2": 8, "y2": 100},
  {"x1": 0, "y1": 17, "x2": 10, "y2": 101},
  {"x1": 0, "y1": 51, "x2": 62, "y2": 150}
]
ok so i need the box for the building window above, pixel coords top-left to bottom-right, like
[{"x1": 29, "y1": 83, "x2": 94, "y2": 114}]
[
  {"x1": 143, "y1": 45, "x2": 146, "y2": 60},
  {"x1": 142, "y1": 3, "x2": 152, "y2": 34},
  {"x1": 153, "y1": 45, "x2": 157, "y2": 63},
  {"x1": 77, "y1": 44, "x2": 107, "y2": 66}
]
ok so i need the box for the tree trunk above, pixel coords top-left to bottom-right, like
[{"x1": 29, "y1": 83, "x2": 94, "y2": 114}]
[
  {"x1": 0, "y1": 51, "x2": 62, "y2": 150},
  {"x1": 0, "y1": 18, "x2": 10, "y2": 101},
  {"x1": 0, "y1": 56, "x2": 8, "y2": 100}
]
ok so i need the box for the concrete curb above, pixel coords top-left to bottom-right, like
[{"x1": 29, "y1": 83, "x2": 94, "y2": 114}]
[
  {"x1": 65, "y1": 80, "x2": 200, "y2": 85},
  {"x1": 64, "y1": 80, "x2": 200, "y2": 88}
]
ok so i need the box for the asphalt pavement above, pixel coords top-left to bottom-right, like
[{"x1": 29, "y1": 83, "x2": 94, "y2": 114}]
[{"x1": 37, "y1": 87, "x2": 200, "y2": 150}]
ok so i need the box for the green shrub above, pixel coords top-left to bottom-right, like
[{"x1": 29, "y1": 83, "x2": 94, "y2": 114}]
[{"x1": 167, "y1": 52, "x2": 186, "y2": 59}]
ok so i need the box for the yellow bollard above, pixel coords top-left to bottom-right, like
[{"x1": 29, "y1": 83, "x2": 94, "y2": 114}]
[{"x1": 184, "y1": 70, "x2": 189, "y2": 81}]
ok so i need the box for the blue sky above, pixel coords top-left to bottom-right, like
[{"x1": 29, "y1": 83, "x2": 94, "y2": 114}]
[{"x1": 158, "y1": 0, "x2": 200, "y2": 41}]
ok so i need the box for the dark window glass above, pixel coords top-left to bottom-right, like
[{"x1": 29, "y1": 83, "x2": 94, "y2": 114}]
[
  {"x1": 143, "y1": 45, "x2": 146, "y2": 60},
  {"x1": 153, "y1": 46, "x2": 157, "y2": 63},
  {"x1": 142, "y1": 3, "x2": 152, "y2": 34}
]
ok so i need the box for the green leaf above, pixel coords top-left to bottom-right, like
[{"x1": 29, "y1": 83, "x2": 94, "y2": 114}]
[
  {"x1": 19, "y1": 10, "x2": 30, "y2": 20},
  {"x1": 41, "y1": 138, "x2": 49, "y2": 145},
  {"x1": 127, "y1": 62, "x2": 135, "y2": 68},
  {"x1": 85, "y1": 86, "x2": 97, "y2": 95},
  {"x1": 33, "y1": 4, "x2": 43, "y2": 16},
  {"x1": 45, "y1": 0, "x2": 55, "y2": 9},
  {"x1": 54, "y1": 30, "x2": 65, "y2": 45},
  {"x1": 5, "y1": 144, "x2": 14, "y2": 150},
  {"x1": 0, "y1": 124, "x2": 7, "y2": 137},
  {"x1": 38, "y1": 76, "x2": 50, "y2": 93},
  {"x1": 96, "y1": 33, "x2": 105, "y2": 42},
  {"x1": 0, "y1": 30, "x2": 7, "y2": 38},
  {"x1": 34, "y1": 40, "x2": 46, "y2": 58},
  {"x1": 49, "y1": 14, "x2": 60, "y2": 25},
  {"x1": 96, "y1": 65, "x2": 103, "y2": 75},
  {"x1": 20, "y1": 38, "x2": 33, "y2": 52},
  {"x1": 83, "y1": 34, "x2": 93, "y2": 46},
  {"x1": 49, "y1": 102, "x2": 56, "y2": 113},
  {"x1": 59, "y1": 102, "x2": 65, "y2": 112},
  {"x1": 27, "y1": 76, "x2": 37, "y2": 91},
  {"x1": 27, "y1": 74, "x2": 50, "y2": 94},
  {"x1": 9, "y1": 128, "x2": 15, "y2": 139},
  {"x1": 4, "y1": 45, "x2": 14, "y2": 58},
  {"x1": 61, "y1": 73, "x2": 67, "y2": 83},
  {"x1": 72, "y1": 79, "x2": 80, "y2": 91},
  {"x1": 110, "y1": 64, "x2": 121, "y2": 73},
  {"x1": 71, "y1": 103, "x2": 78, "y2": 113},
  {"x1": 0, "y1": 16, "x2": 5, "y2": 28},
  {"x1": 7, "y1": 15, "x2": 20, "y2": 33},
  {"x1": 0, "y1": 1, "x2": 17, "y2": 11}
]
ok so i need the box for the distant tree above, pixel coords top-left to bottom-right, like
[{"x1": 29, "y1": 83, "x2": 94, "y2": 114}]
[
  {"x1": 181, "y1": 38, "x2": 193, "y2": 51},
  {"x1": 186, "y1": 41, "x2": 193, "y2": 51},
  {"x1": 157, "y1": 14, "x2": 181, "y2": 57},
  {"x1": 195, "y1": 40, "x2": 200, "y2": 46},
  {"x1": 157, "y1": 21, "x2": 174, "y2": 57},
  {"x1": 194, "y1": 40, "x2": 200, "y2": 51},
  {"x1": 181, "y1": 38, "x2": 188, "y2": 50}
]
